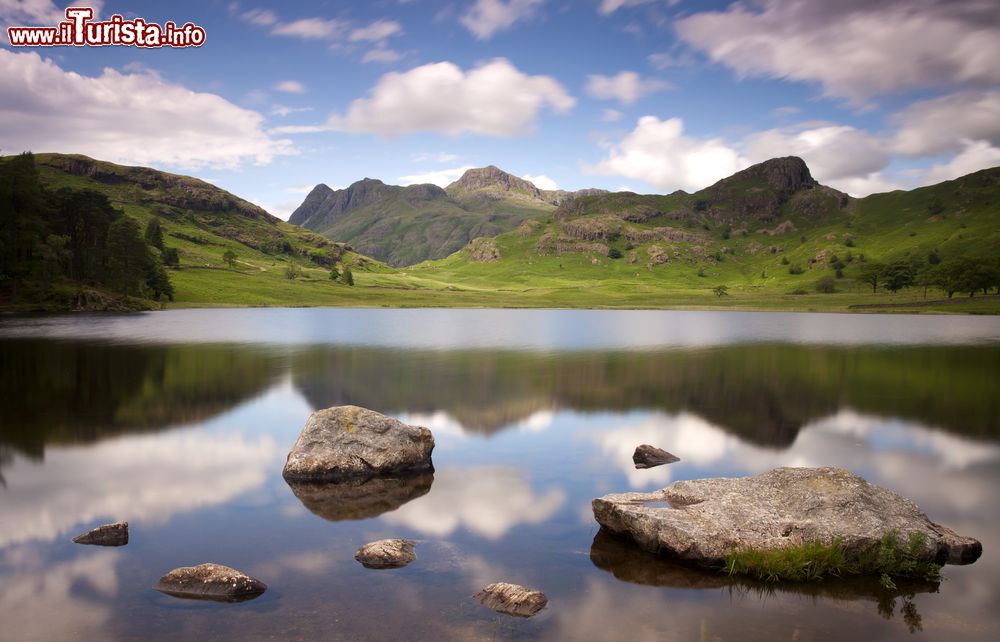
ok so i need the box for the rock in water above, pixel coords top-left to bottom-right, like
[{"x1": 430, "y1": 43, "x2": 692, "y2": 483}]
[
  {"x1": 474, "y1": 582, "x2": 548, "y2": 617},
  {"x1": 154, "y1": 563, "x2": 266, "y2": 602},
  {"x1": 632, "y1": 444, "x2": 680, "y2": 469},
  {"x1": 355, "y1": 539, "x2": 417, "y2": 569},
  {"x1": 287, "y1": 473, "x2": 433, "y2": 522},
  {"x1": 282, "y1": 405, "x2": 434, "y2": 481},
  {"x1": 72, "y1": 521, "x2": 128, "y2": 546},
  {"x1": 592, "y1": 467, "x2": 982, "y2": 567}
]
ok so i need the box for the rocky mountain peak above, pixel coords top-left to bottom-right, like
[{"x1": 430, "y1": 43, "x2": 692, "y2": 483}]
[
  {"x1": 722, "y1": 156, "x2": 817, "y2": 193},
  {"x1": 446, "y1": 166, "x2": 541, "y2": 197}
]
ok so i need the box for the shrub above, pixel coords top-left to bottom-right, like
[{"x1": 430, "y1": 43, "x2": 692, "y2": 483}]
[
  {"x1": 713, "y1": 284, "x2": 729, "y2": 297},
  {"x1": 845, "y1": 238, "x2": 856, "y2": 247},
  {"x1": 781, "y1": 256, "x2": 790, "y2": 265},
  {"x1": 607, "y1": 247, "x2": 623, "y2": 259},
  {"x1": 816, "y1": 275, "x2": 837, "y2": 293},
  {"x1": 788, "y1": 263, "x2": 804, "y2": 275},
  {"x1": 722, "y1": 531, "x2": 941, "y2": 586}
]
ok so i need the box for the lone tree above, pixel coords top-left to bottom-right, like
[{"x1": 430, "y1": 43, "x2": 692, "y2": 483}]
[
  {"x1": 285, "y1": 263, "x2": 300, "y2": 280},
  {"x1": 713, "y1": 284, "x2": 729, "y2": 297},
  {"x1": 342, "y1": 265, "x2": 354, "y2": 286},
  {"x1": 858, "y1": 262, "x2": 884, "y2": 293},
  {"x1": 223, "y1": 249, "x2": 237, "y2": 269},
  {"x1": 329, "y1": 264, "x2": 340, "y2": 281}
]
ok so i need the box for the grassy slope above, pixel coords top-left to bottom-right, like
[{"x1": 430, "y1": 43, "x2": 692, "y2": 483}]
[
  {"x1": 27, "y1": 154, "x2": 1000, "y2": 313},
  {"x1": 33, "y1": 154, "x2": 392, "y2": 307}
]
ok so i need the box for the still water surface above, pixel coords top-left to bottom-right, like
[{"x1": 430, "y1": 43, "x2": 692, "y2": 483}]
[{"x1": 1, "y1": 309, "x2": 998, "y2": 640}]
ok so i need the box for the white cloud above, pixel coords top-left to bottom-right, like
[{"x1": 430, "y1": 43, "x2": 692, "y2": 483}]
[
  {"x1": 586, "y1": 71, "x2": 671, "y2": 105},
  {"x1": 587, "y1": 115, "x2": 748, "y2": 192},
  {"x1": 827, "y1": 172, "x2": 904, "y2": 198},
  {"x1": 241, "y1": 7, "x2": 277, "y2": 26},
  {"x1": 598, "y1": 0, "x2": 655, "y2": 15},
  {"x1": 601, "y1": 108, "x2": 623, "y2": 122},
  {"x1": 272, "y1": 17, "x2": 346, "y2": 40},
  {"x1": 675, "y1": 0, "x2": 1000, "y2": 103},
  {"x1": 744, "y1": 124, "x2": 890, "y2": 181},
  {"x1": 271, "y1": 104, "x2": 313, "y2": 117},
  {"x1": 382, "y1": 466, "x2": 566, "y2": 539},
  {"x1": 399, "y1": 165, "x2": 476, "y2": 188},
  {"x1": 362, "y1": 47, "x2": 404, "y2": 64},
  {"x1": 304, "y1": 58, "x2": 574, "y2": 137},
  {"x1": 350, "y1": 19, "x2": 402, "y2": 42},
  {"x1": 891, "y1": 90, "x2": 1000, "y2": 156},
  {"x1": 0, "y1": 0, "x2": 103, "y2": 24},
  {"x1": 0, "y1": 50, "x2": 294, "y2": 170},
  {"x1": 460, "y1": 0, "x2": 544, "y2": 40},
  {"x1": 274, "y1": 79, "x2": 306, "y2": 94},
  {"x1": 523, "y1": 173, "x2": 559, "y2": 190},
  {"x1": 921, "y1": 140, "x2": 1000, "y2": 185}
]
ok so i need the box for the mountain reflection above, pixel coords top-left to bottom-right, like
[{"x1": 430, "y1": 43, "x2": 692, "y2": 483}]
[{"x1": 291, "y1": 344, "x2": 999, "y2": 444}]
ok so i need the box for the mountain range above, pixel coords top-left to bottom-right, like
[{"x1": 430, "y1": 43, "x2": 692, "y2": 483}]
[
  {"x1": 3, "y1": 151, "x2": 996, "y2": 312},
  {"x1": 289, "y1": 165, "x2": 606, "y2": 266}
]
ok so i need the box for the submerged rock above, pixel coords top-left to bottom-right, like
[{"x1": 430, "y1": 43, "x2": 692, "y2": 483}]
[
  {"x1": 72, "y1": 521, "x2": 128, "y2": 547},
  {"x1": 474, "y1": 582, "x2": 548, "y2": 617},
  {"x1": 154, "y1": 563, "x2": 266, "y2": 602},
  {"x1": 282, "y1": 405, "x2": 434, "y2": 481},
  {"x1": 355, "y1": 539, "x2": 417, "y2": 569},
  {"x1": 286, "y1": 472, "x2": 433, "y2": 521},
  {"x1": 592, "y1": 467, "x2": 982, "y2": 567},
  {"x1": 632, "y1": 444, "x2": 680, "y2": 469}
]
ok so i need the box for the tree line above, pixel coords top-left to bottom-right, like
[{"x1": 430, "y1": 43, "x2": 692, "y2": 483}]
[
  {"x1": 0, "y1": 152, "x2": 173, "y2": 304},
  {"x1": 857, "y1": 251, "x2": 1000, "y2": 298}
]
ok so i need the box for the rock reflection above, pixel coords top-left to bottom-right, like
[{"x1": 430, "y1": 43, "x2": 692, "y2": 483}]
[
  {"x1": 286, "y1": 473, "x2": 434, "y2": 522},
  {"x1": 590, "y1": 529, "x2": 938, "y2": 628}
]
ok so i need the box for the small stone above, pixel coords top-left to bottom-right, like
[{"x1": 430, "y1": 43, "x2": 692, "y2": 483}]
[
  {"x1": 632, "y1": 444, "x2": 680, "y2": 469},
  {"x1": 474, "y1": 582, "x2": 548, "y2": 617},
  {"x1": 72, "y1": 521, "x2": 128, "y2": 546},
  {"x1": 354, "y1": 539, "x2": 416, "y2": 569},
  {"x1": 154, "y1": 563, "x2": 266, "y2": 602}
]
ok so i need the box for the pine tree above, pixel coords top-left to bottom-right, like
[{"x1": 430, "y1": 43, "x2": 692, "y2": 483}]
[
  {"x1": 144, "y1": 217, "x2": 164, "y2": 250},
  {"x1": 105, "y1": 217, "x2": 147, "y2": 297}
]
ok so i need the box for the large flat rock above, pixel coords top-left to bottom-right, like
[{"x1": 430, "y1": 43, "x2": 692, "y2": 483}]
[
  {"x1": 282, "y1": 405, "x2": 434, "y2": 481},
  {"x1": 592, "y1": 467, "x2": 981, "y2": 566}
]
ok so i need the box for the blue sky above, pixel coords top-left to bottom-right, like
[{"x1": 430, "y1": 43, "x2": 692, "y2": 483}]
[{"x1": 2, "y1": 0, "x2": 999, "y2": 219}]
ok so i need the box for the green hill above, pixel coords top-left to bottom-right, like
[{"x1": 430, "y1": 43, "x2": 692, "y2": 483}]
[
  {"x1": 289, "y1": 165, "x2": 606, "y2": 267},
  {"x1": 0, "y1": 153, "x2": 383, "y2": 310},
  {"x1": 393, "y1": 157, "x2": 998, "y2": 311}
]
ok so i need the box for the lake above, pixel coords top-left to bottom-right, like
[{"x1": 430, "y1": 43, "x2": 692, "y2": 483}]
[{"x1": 1, "y1": 308, "x2": 998, "y2": 641}]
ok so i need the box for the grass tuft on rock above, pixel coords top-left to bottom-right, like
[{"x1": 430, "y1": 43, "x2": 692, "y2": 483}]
[{"x1": 722, "y1": 531, "x2": 942, "y2": 587}]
